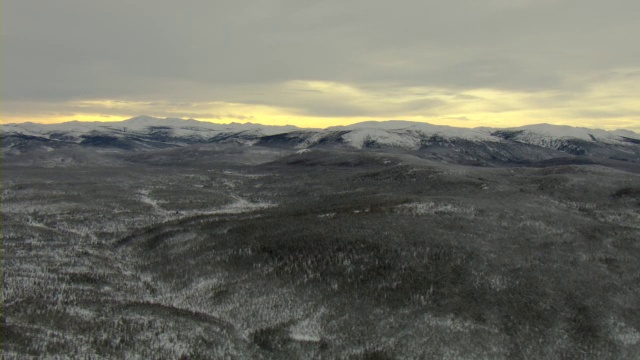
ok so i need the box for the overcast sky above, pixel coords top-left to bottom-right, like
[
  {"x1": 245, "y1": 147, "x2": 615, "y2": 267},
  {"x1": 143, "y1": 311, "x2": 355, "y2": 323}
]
[{"x1": 3, "y1": 0, "x2": 640, "y2": 130}]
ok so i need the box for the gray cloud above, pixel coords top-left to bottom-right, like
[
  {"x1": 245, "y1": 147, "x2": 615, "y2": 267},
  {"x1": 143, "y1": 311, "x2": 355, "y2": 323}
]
[{"x1": 3, "y1": 0, "x2": 640, "y2": 121}]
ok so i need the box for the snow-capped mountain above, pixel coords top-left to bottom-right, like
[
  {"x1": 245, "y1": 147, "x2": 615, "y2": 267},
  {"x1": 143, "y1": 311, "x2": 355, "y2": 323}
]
[
  {"x1": 2, "y1": 115, "x2": 302, "y2": 145},
  {"x1": 327, "y1": 121, "x2": 639, "y2": 149},
  {"x1": 3, "y1": 116, "x2": 640, "y2": 164}
]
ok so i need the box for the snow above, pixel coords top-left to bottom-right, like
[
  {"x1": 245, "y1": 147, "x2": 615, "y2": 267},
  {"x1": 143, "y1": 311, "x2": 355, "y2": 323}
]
[
  {"x1": 289, "y1": 333, "x2": 322, "y2": 342},
  {"x1": 507, "y1": 123, "x2": 640, "y2": 145},
  {"x1": 4, "y1": 116, "x2": 639, "y2": 150},
  {"x1": 341, "y1": 128, "x2": 422, "y2": 149},
  {"x1": 288, "y1": 310, "x2": 324, "y2": 343},
  {"x1": 330, "y1": 121, "x2": 498, "y2": 144},
  {"x1": 395, "y1": 202, "x2": 476, "y2": 218},
  {"x1": 2, "y1": 116, "x2": 301, "y2": 141},
  {"x1": 138, "y1": 189, "x2": 166, "y2": 214},
  {"x1": 215, "y1": 197, "x2": 273, "y2": 214},
  {"x1": 326, "y1": 121, "x2": 500, "y2": 149},
  {"x1": 328, "y1": 120, "x2": 640, "y2": 148}
]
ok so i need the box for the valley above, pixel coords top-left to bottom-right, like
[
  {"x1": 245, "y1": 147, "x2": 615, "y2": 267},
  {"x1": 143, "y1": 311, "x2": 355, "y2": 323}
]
[{"x1": 2, "y1": 119, "x2": 640, "y2": 358}]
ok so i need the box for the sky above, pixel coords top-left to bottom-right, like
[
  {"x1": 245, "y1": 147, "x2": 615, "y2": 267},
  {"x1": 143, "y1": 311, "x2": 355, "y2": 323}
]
[{"x1": 2, "y1": 0, "x2": 640, "y2": 131}]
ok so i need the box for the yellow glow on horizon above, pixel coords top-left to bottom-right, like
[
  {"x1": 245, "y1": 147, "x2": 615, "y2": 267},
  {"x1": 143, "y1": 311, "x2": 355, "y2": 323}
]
[
  {"x1": 2, "y1": 70, "x2": 639, "y2": 132},
  {"x1": 4, "y1": 110, "x2": 637, "y2": 132},
  {"x1": 4, "y1": 114, "x2": 131, "y2": 125}
]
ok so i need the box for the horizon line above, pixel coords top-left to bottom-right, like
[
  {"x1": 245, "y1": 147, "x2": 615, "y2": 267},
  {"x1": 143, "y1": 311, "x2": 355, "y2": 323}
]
[{"x1": 3, "y1": 115, "x2": 638, "y2": 133}]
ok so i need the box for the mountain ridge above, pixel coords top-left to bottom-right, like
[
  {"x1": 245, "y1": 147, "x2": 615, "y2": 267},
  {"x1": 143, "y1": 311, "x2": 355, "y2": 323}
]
[
  {"x1": 4, "y1": 115, "x2": 638, "y2": 134},
  {"x1": 4, "y1": 115, "x2": 639, "y2": 138},
  {"x1": 3, "y1": 116, "x2": 640, "y2": 169}
]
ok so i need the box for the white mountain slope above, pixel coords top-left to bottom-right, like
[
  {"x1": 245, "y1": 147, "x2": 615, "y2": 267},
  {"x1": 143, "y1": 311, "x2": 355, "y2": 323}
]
[
  {"x1": 326, "y1": 120, "x2": 497, "y2": 149},
  {"x1": 3, "y1": 116, "x2": 639, "y2": 152},
  {"x1": 324, "y1": 120, "x2": 640, "y2": 150},
  {"x1": 2, "y1": 116, "x2": 303, "y2": 144},
  {"x1": 503, "y1": 124, "x2": 640, "y2": 147}
]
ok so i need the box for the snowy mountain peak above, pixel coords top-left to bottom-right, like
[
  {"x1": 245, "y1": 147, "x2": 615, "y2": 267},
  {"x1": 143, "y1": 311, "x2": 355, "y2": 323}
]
[
  {"x1": 3, "y1": 117, "x2": 639, "y2": 159},
  {"x1": 124, "y1": 115, "x2": 159, "y2": 123},
  {"x1": 499, "y1": 124, "x2": 640, "y2": 145}
]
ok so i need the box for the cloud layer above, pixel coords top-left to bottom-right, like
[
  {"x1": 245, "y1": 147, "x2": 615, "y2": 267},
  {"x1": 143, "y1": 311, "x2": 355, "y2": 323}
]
[{"x1": 3, "y1": 0, "x2": 640, "y2": 130}]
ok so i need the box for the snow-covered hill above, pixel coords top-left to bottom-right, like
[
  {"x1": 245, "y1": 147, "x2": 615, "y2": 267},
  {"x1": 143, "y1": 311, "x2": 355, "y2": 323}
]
[
  {"x1": 3, "y1": 116, "x2": 640, "y2": 162},
  {"x1": 2, "y1": 116, "x2": 302, "y2": 145},
  {"x1": 494, "y1": 124, "x2": 638, "y2": 147},
  {"x1": 325, "y1": 121, "x2": 640, "y2": 149}
]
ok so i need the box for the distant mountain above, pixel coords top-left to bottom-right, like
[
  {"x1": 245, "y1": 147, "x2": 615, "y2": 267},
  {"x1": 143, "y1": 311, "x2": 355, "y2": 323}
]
[
  {"x1": 3, "y1": 116, "x2": 640, "y2": 167},
  {"x1": 2, "y1": 116, "x2": 304, "y2": 152}
]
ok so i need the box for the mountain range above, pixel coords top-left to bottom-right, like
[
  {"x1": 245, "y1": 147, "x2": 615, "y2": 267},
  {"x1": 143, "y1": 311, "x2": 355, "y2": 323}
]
[{"x1": 3, "y1": 115, "x2": 640, "y2": 169}]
